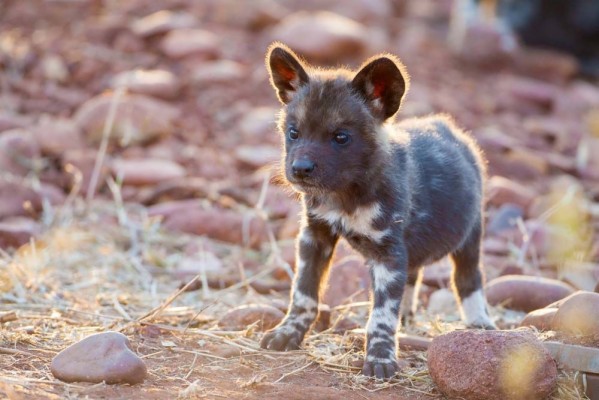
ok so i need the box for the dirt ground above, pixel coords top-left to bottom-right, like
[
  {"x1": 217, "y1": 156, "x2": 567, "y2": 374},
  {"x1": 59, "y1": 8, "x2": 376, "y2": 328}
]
[{"x1": 0, "y1": 0, "x2": 597, "y2": 399}]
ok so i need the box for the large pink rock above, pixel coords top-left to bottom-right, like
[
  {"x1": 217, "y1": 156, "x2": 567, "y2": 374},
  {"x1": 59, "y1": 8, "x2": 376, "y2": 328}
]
[
  {"x1": 485, "y1": 275, "x2": 575, "y2": 312},
  {"x1": 428, "y1": 330, "x2": 557, "y2": 400},
  {"x1": 51, "y1": 332, "x2": 147, "y2": 384}
]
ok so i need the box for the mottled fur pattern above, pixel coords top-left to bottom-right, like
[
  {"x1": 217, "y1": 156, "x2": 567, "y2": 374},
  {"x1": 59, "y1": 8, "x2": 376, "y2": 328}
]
[{"x1": 260, "y1": 43, "x2": 495, "y2": 380}]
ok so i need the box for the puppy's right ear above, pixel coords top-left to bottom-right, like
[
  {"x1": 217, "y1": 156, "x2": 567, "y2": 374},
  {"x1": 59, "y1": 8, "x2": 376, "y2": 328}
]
[{"x1": 266, "y1": 43, "x2": 309, "y2": 104}]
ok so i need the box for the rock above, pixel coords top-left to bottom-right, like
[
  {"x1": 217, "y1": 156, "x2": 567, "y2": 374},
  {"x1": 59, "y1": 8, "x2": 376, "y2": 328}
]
[
  {"x1": 512, "y1": 48, "x2": 579, "y2": 84},
  {"x1": 270, "y1": 11, "x2": 368, "y2": 61},
  {"x1": 51, "y1": 331, "x2": 147, "y2": 384},
  {"x1": 582, "y1": 373, "x2": 599, "y2": 399},
  {"x1": 0, "y1": 111, "x2": 30, "y2": 132},
  {"x1": 485, "y1": 275, "x2": 575, "y2": 312},
  {"x1": 486, "y1": 176, "x2": 535, "y2": 209},
  {"x1": 488, "y1": 148, "x2": 549, "y2": 180},
  {"x1": 519, "y1": 308, "x2": 558, "y2": 331},
  {"x1": 428, "y1": 330, "x2": 557, "y2": 400},
  {"x1": 397, "y1": 333, "x2": 431, "y2": 351},
  {"x1": 160, "y1": 29, "x2": 219, "y2": 59},
  {"x1": 111, "y1": 158, "x2": 186, "y2": 186},
  {"x1": 330, "y1": 0, "x2": 393, "y2": 23},
  {"x1": 427, "y1": 288, "x2": 457, "y2": 316},
  {"x1": 73, "y1": 93, "x2": 180, "y2": 146},
  {"x1": 110, "y1": 69, "x2": 180, "y2": 99},
  {"x1": 0, "y1": 182, "x2": 40, "y2": 219},
  {"x1": 504, "y1": 77, "x2": 558, "y2": 109},
  {"x1": 0, "y1": 217, "x2": 40, "y2": 249},
  {"x1": 487, "y1": 203, "x2": 524, "y2": 234},
  {"x1": 422, "y1": 259, "x2": 451, "y2": 288},
  {"x1": 30, "y1": 116, "x2": 85, "y2": 156},
  {"x1": 313, "y1": 304, "x2": 331, "y2": 332},
  {"x1": 322, "y1": 258, "x2": 370, "y2": 307},
  {"x1": 218, "y1": 304, "x2": 284, "y2": 331},
  {"x1": 151, "y1": 201, "x2": 268, "y2": 248},
  {"x1": 235, "y1": 145, "x2": 280, "y2": 169},
  {"x1": 205, "y1": 0, "x2": 287, "y2": 30},
  {"x1": 0, "y1": 129, "x2": 41, "y2": 176},
  {"x1": 238, "y1": 107, "x2": 278, "y2": 145},
  {"x1": 452, "y1": 21, "x2": 516, "y2": 66},
  {"x1": 130, "y1": 10, "x2": 197, "y2": 37},
  {"x1": 543, "y1": 341, "x2": 599, "y2": 374},
  {"x1": 552, "y1": 291, "x2": 599, "y2": 346},
  {"x1": 332, "y1": 316, "x2": 361, "y2": 333},
  {"x1": 192, "y1": 60, "x2": 246, "y2": 84},
  {"x1": 559, "y1": 262, "x2": 599, "y2": 291}
]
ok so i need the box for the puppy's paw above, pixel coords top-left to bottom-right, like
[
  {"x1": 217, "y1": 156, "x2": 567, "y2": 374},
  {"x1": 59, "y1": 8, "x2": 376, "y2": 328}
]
[
  {"x1": 260, "y1": 326, "x2": 303, "y2": 351},
  {"x1": 362, "y1": 358, "x2": 399, "y2": 380}
]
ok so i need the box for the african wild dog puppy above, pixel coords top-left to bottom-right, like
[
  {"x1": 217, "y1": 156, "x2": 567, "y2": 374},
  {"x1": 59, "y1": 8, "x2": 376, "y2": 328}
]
[{"x1": 260, "y1": 43, "x2": 496, "y2": 380}]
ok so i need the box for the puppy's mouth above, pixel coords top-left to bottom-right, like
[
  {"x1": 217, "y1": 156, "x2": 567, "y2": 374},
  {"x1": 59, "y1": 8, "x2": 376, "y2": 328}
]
[{"x1": 287, "y1": 176, "x2": 320, "y2": 193}]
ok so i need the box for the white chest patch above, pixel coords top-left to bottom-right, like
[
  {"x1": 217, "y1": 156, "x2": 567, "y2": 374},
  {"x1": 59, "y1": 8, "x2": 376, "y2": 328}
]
[{"x1": 312, "y1": 202, "x2": 391, "y2": 242}]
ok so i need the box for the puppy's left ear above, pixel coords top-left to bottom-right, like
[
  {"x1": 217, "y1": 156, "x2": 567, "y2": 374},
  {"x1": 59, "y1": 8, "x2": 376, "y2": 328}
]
[{"x1": 352, "y1": 55, "x2": 409, "y2": 120}]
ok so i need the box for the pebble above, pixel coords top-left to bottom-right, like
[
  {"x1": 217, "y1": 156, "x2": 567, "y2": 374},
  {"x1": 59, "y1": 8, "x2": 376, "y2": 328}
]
[
  {"x1": 486, "y1": 176, "x2": 536, "y2": 209},
  {"x1": 218, "y1": 304, "x2": 284, "y2": 331},
  {"x1": 110, "y1": 69, "x2": 180, "y2": 99},
  {"x1": 73, "y1": 93, "x2": 180, "y2": 146},
  {"x1": 0, "y1": 217, "x2": 40, "y2": 249},
  {"x1": 160, "y1": 29, "x2": 219, "y2": 59},
  {"x1": 485, "y1": 275, "x2": 575, "y2": 312},
  {"x1": 111, "y1": 158, "x2": 186, "y2": 186},
  {"x1": 51, "y1": 332, "x2": 147, "y2": 384},
  {"x1": 130, "y1": 10, "x2": 197, "y2": 37}
]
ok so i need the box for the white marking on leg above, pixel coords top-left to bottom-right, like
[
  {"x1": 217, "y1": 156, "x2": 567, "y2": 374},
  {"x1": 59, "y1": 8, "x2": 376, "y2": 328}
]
[
  {"x1": 460, "y1": 289, "x2": 494, "y2": 327},
  {"x1": 367, "y1": 299, "x2": 400, "y2": 334},
  {"x1": 371, "y1": 263, "x2": 400, "y2": 289}
]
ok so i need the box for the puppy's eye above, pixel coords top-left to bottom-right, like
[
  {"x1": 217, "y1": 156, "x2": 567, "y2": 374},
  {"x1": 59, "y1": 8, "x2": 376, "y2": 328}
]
[
  {"x1": 334, "y1": 132, "x2": 350, "y2": 145},
  {"x1": 288, "y1": 127, "x2": 299, "y2": 140}
]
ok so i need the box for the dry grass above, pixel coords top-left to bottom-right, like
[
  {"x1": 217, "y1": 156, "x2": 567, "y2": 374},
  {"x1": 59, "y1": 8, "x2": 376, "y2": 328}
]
[{"x1": 0, "y1": 196, "x2": 589, "y2": 399}]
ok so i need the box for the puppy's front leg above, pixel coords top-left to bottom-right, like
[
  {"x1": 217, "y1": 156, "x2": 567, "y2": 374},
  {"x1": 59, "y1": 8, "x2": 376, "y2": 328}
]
[
  {"x1": 363, "y1": 248, "x2": 408, "y2": 380},
  {"x1": 261, "y1": 221, "x2": 338, "y2": 351}
]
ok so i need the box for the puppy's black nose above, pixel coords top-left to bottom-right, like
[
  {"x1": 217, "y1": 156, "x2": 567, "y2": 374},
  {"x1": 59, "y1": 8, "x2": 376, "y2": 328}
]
[{"x1": 292, "y1": 159, "x2": 315, "y2": 177}]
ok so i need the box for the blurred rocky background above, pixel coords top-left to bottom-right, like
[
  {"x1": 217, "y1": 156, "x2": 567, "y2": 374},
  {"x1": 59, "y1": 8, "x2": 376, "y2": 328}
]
[{"x1": 1, "y1": 0, "x2": 599, "y2": 399}]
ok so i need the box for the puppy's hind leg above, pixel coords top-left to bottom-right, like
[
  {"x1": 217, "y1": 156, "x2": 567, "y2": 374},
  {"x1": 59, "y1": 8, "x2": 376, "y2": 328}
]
[{"x1": 450, "y1": 221, "x2": 496, "y2": 330}]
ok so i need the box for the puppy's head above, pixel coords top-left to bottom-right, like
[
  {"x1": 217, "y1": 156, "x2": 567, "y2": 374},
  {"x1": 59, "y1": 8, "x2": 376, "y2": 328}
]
[{"x1": 266, "y1": 43, "x2": 409, "y2": 195}]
